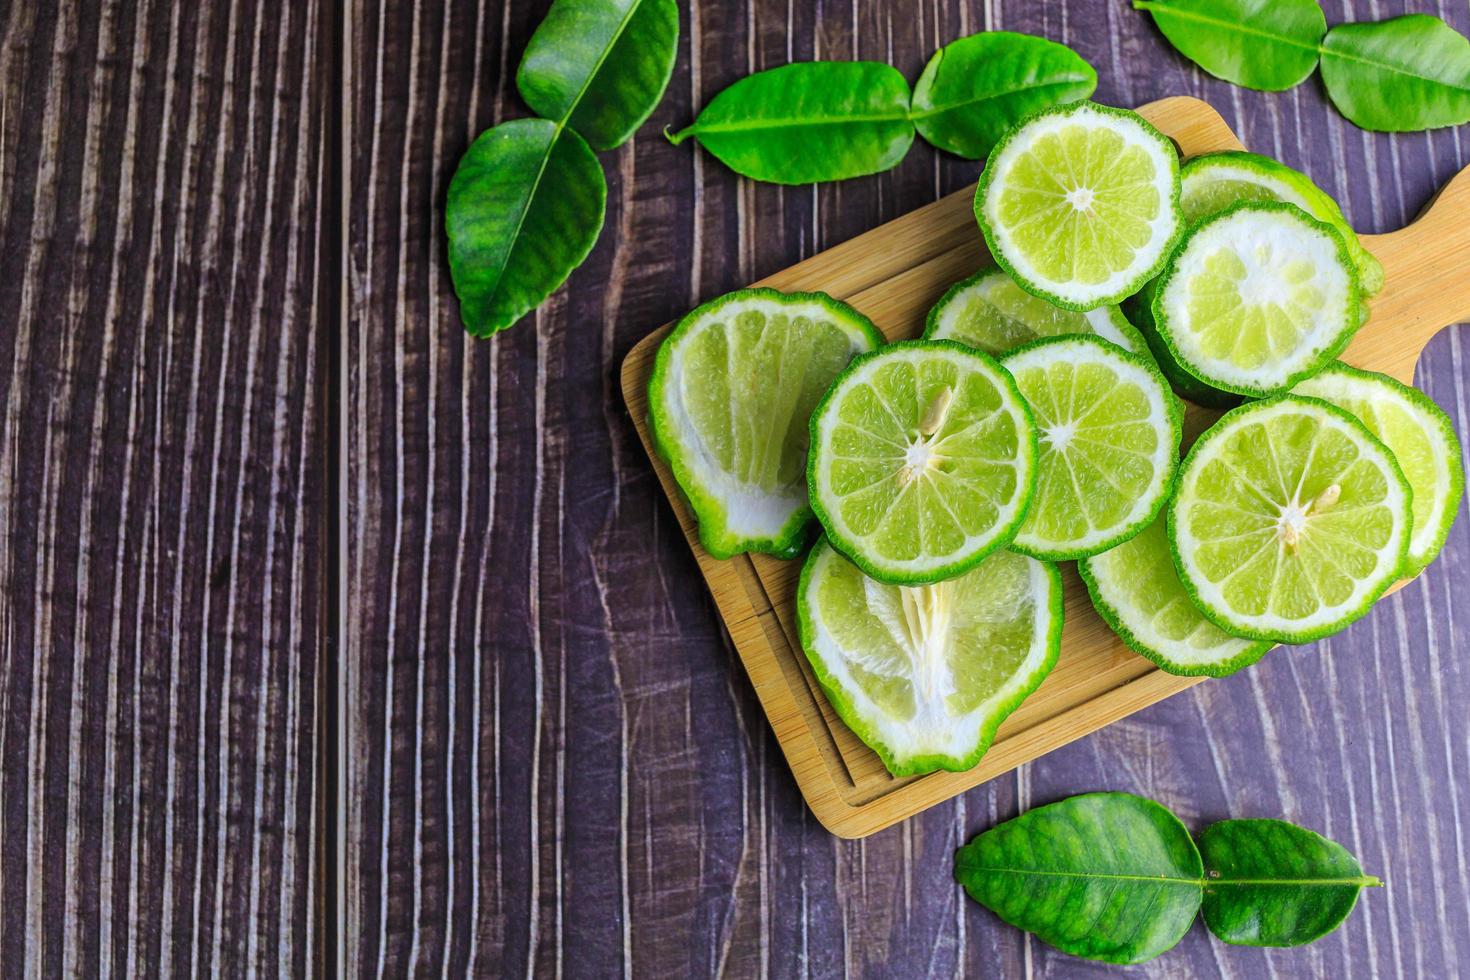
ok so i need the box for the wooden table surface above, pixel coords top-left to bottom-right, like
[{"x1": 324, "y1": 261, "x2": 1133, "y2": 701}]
[{"x1": 4, "y1": 0, "x2": 1469, "y2": 976}]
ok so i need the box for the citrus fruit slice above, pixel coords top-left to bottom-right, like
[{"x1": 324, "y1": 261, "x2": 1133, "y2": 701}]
[
  {"x1": 1000, "y1": 335, "x2": 1182, "y2": 560},
  {"x1": 924, "y1": 267, "x2": 1147, "y2": 356},
  {"x1": 807, "y1": 340, "x2": 1038, "y2": 585},
  {"x1": 1080, "y1": 514, "x2": 1273, "y2": 677},
  {"x1": 1151, "y1": 202, "x2": 1361, "y2": 397},
  {"x1": 648, "y1": 288, "x2": 883, "y2": 559},
  {"x1": 1291, "y1": 363, "x2": 1464, "y2": 574},
  {"x1": 1180, "y1": 151, "x2": 1384, "y2": 296},
  {"x1": 975, "y1": 101, "x2": 1182, "y2": 311},
  {"x1": 798, "y1": 537, "x2": 1062, "y2": 776},
  {"x1": 1121, "y1": 284, "x2": 1242, "y2": 410},
  {"x1": 1169, "y1": 395, "x2": 1412, "y2": 643}
]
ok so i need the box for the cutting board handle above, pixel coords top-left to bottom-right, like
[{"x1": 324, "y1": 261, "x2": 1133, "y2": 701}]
[{"x1": 1359, "y1": 163, "x2": 1470, "y2": 360}]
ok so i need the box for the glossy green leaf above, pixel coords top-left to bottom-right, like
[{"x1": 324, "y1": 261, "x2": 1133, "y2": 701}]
[
  {"x1": 955, "y1": 793, "x2": 1203, "y2": 964},
  {"x1": 1201, "y1": 819, "x2": 1382, "y2": 947},
  {"x1": 910, "y1": 32, "x2": 1096, "y2": 159},
  {"x1": 1134, "y1": 0, "x2": 1325, "y2": 91},
  {"x1": 667, "y1": 62, "x2": 915, "y2": 184},
  {"x1": 1320, "y1": 15, "x2": 1470, "y2": 132},
  {"x1": 516, "y1": 0, "x2": 680, "y2": 150},
  {"x1": 445, "y1": 119, "x2": 607, "y2": 337}
]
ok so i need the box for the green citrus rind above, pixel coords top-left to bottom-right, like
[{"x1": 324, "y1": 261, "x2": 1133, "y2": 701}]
[
  {"x1": 1291, "y1": 362, "x2": 1465, "y2": 575},
  {"x1": 1168, "y1": 395, "x2": 1413, "y2": 644},
  {"x1": 1121, "y1": 281, "x2": 1243, "y2": 411},
  {"x1": 1000, "y1": 335, "x2": 1184, "y2": 561},
  {"x1": 922, "y1": 267, "x2": 1148, "y2": 356},
  {"x1": 807, "y1": 339, "x2": 1039, "y2": 586},
  {"x1": 797, "y1": 537, "x2": 1064, "y2": 777},
  {"x1": 648, "y1": 287, "x2": 884, "y2": 560},
  {"x1": 975, "y1": 100, "x2": 1183, "y2": 312},
  {"x1": 1150, "y1": 201, "x2": 1362, "y2": 398},
  {"x1": 1079, "y1": 515, "x2": 1275, "y2": 677}
]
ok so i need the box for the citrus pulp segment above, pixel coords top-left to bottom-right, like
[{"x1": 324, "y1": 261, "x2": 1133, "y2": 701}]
[
  {"x1": 807, "y1": 340, "x2": 1038, "y2": 585},
  {"x1": 1179, "y1": 151, "x2": 1384, "y2": 296},
  {"x1": 1121, "y1": 285, "x2": 1242, "y2": 410},
  {"x1": 975, "y1": 101, "x2": 1182, "y2": 311},
  {"x1": 797, "y1": 537, "x2": 1063, "y2": 776},
  {"x1": 923, "y1": 267, "x2": 1147, "y2": 356},
  {"x1": 1291, "y1": 364, "x2": 1464, "y2": 574},
  {"x1": 648, "y1": 288, "x2": 883, "y2": 559},
  {"x1": 1079, "y1": 514, "x2": 1274, "y2": 677},
  {"x1": 1000, "y1": 336, "x2": 1182, "y2": 560},
  {"x1": 1151, "y1": 202, "x2": 1361, "y2": 397},
  {"x1": 1169, "y1": 396, "x2": 1412, "y2": 644}
]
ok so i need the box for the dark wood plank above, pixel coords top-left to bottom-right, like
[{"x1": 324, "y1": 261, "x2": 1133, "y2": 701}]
[
  {"x1": 0, "y1": 0, "x2": 328, "y2": 974},
  {"x1": 348, "y1": 1, "x2": 1470, "y2": 976}
]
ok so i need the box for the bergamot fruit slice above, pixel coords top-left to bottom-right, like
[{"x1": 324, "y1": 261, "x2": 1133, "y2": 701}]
[
  {"x1": 798, "y1": 537, "x2": 1063, "y2": 776},
  {"x1": 975, "y1": 101, "x2": 1182, "y2": 311},
  {"x1": 807, "y1": 340, "x2": 1038, "y2": 585},
  {"x1": 1169, "y1": 395, "x2": 1412, "y2": 643},
  {"x1": 648, "y1": 288, "x2": 883, "y2": 559},
  {"x1": 924, "y1": 267, "x2": 1147, "y2": 356},
  {"x1": 1001, "y1": 335, "x2": 1183, "y2": 560}
]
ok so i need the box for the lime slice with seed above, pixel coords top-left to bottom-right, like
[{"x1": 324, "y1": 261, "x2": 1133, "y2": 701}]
[
  {"x1": 1169, "y1": 395, "x2": 1412, "y2": 644},
  {"x1": 798, "y1": 537, "x2": 1062, "y2": 776},
  {"x1": 924, "y1": 268, "x2": 1147, "y2": 356},
  {"x1": 1291, "y1": 363, "x2": 1464, "y2": 575},
  {"x1": 1000, "y1": 335, "x2": 1182, "y2": 560},
  {"x1": 807, "y1": 340, "x2": 1038, "y2": 585},
  {"x1": 648, "y1": 288, "x2": 883, "y2": 559},
  {"x1": 1180, "y1": 151, "x2": 1384, "y2": 296},
  {"x1": 1080, "y1": 514, "x2": 1273, "y2": 677},
  {"x1": 1151, "y1": 202, "x2": 1361, "y2": 397},
  {"x1": 975, "y1": 101, "x2": 1182, "y2": 311}
]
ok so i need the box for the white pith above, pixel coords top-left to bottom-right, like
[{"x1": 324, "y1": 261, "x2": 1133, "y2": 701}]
[
  {"x1": 1004, "y1": 338, "x2": 1177, "y2": 555},
  {"x1": 983, "y1": 105, "x2": 1179, "y2": 307},
  {"x1": 660, "y1": 297, "x2": 874, "y2": 541},
  {"x1": 1173, "y1": 401, "x2": 1410, "y2": 636},
  {"x1": 1159, "y1": 208, "x2": 1353, "y2": 392},
  {"x1": 812, "y1": 346, "x2": 1035, "y2": 578},
  {"x1": 805, "y1": 542, "x2": 1058, "y2": 763},
  {"x1": 928, "y1": 271, "x2": 1145, "y2": 355}
]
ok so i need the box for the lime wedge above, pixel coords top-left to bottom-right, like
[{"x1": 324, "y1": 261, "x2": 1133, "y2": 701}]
[
  {"x1": 1291, "y1": 363, "x2": 1464, "y2": 574},
  {"x1": 648, "y1": 288, "x2": 883, "y2": 559},
  {"x1": 1152, "y1": 202, "x2": 1361, "y2": 397},
  {"x1": 798, "y1": 537, "x2": 1062, "y2": 776},
  {"x1": 1000, "y1": 336, "x2": 1182, "y2": 560},
  {"x1": 975, "y1": 101, "x2": 1182, "y2": 311},
  {"x1": 1180, "y1": 151, "x2": 1384, "y2": 296},
  {"x1": 924, "y1": 268, "x2": 1147, "y2": 356},
  {"x1": 807, "y1": 340, "x2": 1038, "y2": 585},
  {"x1": 1080, "y1": 514, "x2": 1273, "y2": 677},
  {"x1": 1169, "y1": 395, "x2": 1412, "y2": 643}
]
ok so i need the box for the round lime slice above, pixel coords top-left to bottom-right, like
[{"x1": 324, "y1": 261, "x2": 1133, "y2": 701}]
[
  {"x1": 975, "y1": 101, "x2": 1182, "y2": 311},
  {"x1": 1000, "y1": 335, "x2": 1182, "y2": 560},
  {"x1": 1080, "y1": 514, "x2": 1273, "y2": 677},
  {"x1": 1151, "y1": 202, "x2": 1361, "y2": 397},
  {"x1": 1169, "y1": 395, "x2": 1412, "y2": 643},
  {"x1": 798, "y1": 537, "x2": 1062, "y2": 776},
  {"x1": 923, "y1": 267, "x2": 1147, "y2": 356},
  {"x1": 807, "y1": 340, "x2": 1038, "y2": 585},
  {"x1": 1121, "y1": 283, "x2": 1242, "y2": 411},
  {"x1": 1291, "y1": 363, "x2": 1464, "y2": 575},
  {"x1": 648, "y1": 288, "x2": 883, "y2": 559},
  {"x1": 1180, "y1": 151, "x2": 1383, "y2": 296}
]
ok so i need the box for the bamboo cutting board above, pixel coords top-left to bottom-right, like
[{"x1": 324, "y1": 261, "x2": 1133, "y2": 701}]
[{"x1": 620, "y1": 96, "x2": 1470, "y2": 838}]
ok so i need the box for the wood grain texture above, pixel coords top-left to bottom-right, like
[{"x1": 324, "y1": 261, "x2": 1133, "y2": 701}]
[
  {"x1": 0, "y1": 0, "x2": 327, "y2": 974},
  {"x1": 348, "y1": 0, "x2": 1470, "y2": 976}
]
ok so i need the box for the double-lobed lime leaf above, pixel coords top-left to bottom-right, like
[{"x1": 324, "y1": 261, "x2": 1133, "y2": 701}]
[
  {"x1": 667, "y1": 62, "x2": 915, "y2": 184},
  {"x1": 1320, "y1": 14, "x2": 1470, "y2": 132},
  {"x1": 1134, "y1": 0, "x2": 1325, "y2": 91},
  {"x1": 956, "y1": 792, "x2": 1382, "y2": 964},
  {"x1": 447, "y1": 0, "x2": 679, "y2": 336},
  {"x1": 911, "y1": 32, "x2": 1096, "y2": 159}
]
